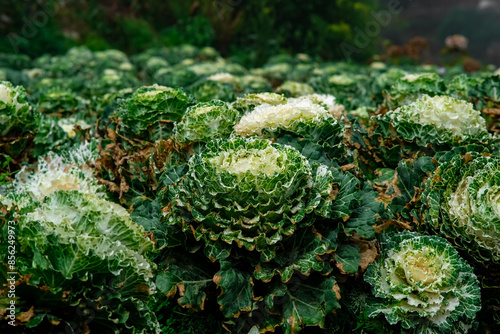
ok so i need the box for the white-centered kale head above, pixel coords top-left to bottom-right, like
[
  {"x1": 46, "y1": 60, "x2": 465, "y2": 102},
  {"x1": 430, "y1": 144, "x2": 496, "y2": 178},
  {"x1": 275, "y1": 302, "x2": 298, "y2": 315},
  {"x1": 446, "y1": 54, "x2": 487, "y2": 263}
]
[
  {"x1": 421, "y1": 152, "x2": 500, "y2": 271},
  {"x1": 364, "y1": 231, "x2": 481, "y2": 334}
]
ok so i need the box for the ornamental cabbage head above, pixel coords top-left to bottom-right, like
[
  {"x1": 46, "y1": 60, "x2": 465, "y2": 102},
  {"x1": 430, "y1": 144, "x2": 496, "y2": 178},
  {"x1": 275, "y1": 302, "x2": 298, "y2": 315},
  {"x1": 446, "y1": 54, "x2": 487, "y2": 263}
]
[
  {"x1": 33, "y1": 115, "x2": 91, "y2": 157},
  {"x1": 238, "y1": 75, "x2": 272, "y2": 94},
  {"x1": 155, "y1": 135, "x2": 381, "y2": 332},
  {"x1": 30, "y1": 77, "x2": 79, "y2": 96},
  {"x1": 87, "y1": 68, "x2": 141, "y2": 96},
  {"x1": 261, "y1": 63, "x2": 292, "y2": 81},
  {"x1": 328, "y1": 74, "x2": 356, "y2": 86},
  {"x1": 232, "y1": 92, "x2": 287, "y2": 116},
  {"x1": 0, "y1": 53, "x2": 31, "y2": 70},
  {"x1": 172, "y1": 100, "x2": 239, "y2": 145},
  {"x1": 0, "y1": 81, "x2": 37, "y2": 138},
  {"x1": 221, "y1": 63, "x2": 248, "y2": 76},
  {"x1": 165, "y1": 44, "x2": 199, "y2": 64},
  {"x1": 389, "y1": 95, "x2": 488, "y2": 143},
  {"x1": 371, "y1": 68, "x2": 406, "y2": 104},
  {"x1": 189, "y1": 79, "x2": 235, "y2": 102},
  {"x1": 0, "y1": 81, "x2": 39, "y2": 177},
  {"x1": 233, "y1": 98, "x2": 346, "y2": 161},
  {"x1": 199, "y1": 46, "x2": 220, "y2": 60},
  {"x1": 164, "y1": 137, "x2": 333, "y2": 255},
  {"x1": 94, "y1": 87, "x2": 134, "y2": 116},
  {"x1": 287, "y1": 63, "x2": 314, "y2": 81},
  {"x1": 421, "y1": 152, "x2": 500, "y2": 270},
  {"x1": 291, "y1": 94, "x2": 345, "y2": 118},
  {"x1": 153, "y1": 67, "x2": 197, "y2": 87},
  {"x1": 470, "y1": 74, "x2": 500, "y2": 112},
  {"x1": 310, "y1": 72, "x2": 372, "y2": 110},
  {"x1": 186, "y1": 61, "x2": 226, "y2": 76},
  {"x1": 97, "y1": 85, "x2": 192, "y2": 204},
  {"x1": 370, "y1": 62, "x2": 387, "y2": 70},
  {"x1": 156, "y1": 137, "x2": 353, "y2": 333},
  {"x1": 385, "y1": 73, "x2": 446, "y2": 109},
  {"x1": 206, "y1": 72, "x2": 239, "y2": 85},
  {"x1": 234, "y1": 99, "x2": 331, "y2": 137},
  {"x1": 13, "y1": 147, "x2": 105, "y2": 203},
  {"x1": 364, "y1": 231, "x2": 481, "y2": 334},
  {"x1": 275, "y1": 81, "x2": 315, "y2": 97},
  {"x1": 0, "y1": 190, "x2": 159, "y2": 333},
  {"x1": 354, "y1": 95, "x2": 494, "y2": 169},
  {"x1": 93, "y1": 49, "x2": 130, "y2": 70},
  {"x1": 445, "y1": 74, "x2": 484, "y2": 100},
  {"x1": 117, "y1": 84, "x2": 191, "y2": 142},
  {"x1": 143, "y1": 57, "x2": 169, "y2": 77},
  {"x1": 37, "y1": 88, "x2": 89, "y2": 115},
  {"x1": 36, "y1": 46, "x2": 94, "y2": 77}
]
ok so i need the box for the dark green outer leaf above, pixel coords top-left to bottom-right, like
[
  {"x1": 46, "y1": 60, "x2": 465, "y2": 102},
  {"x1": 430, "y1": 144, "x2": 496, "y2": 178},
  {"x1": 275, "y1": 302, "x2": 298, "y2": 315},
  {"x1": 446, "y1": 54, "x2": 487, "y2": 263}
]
[{"x1": 214, "y1": 260, "x2": 254, "y2": 318}]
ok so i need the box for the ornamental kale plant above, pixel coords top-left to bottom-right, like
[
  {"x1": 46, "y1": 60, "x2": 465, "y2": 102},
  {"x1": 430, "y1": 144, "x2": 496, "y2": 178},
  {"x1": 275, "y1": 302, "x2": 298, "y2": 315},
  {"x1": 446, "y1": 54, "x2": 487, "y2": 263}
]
[
  {"x1": 364, "y1": 231, "x2": 481, "y2": 334},
  {"x1": 384, "y1": 73, "x2": 446, "y2": 109},
  {"x1": 234, "y1": 98, "x2": 346, "y2": 161},
  {"x1": 155, "y1": 136, "x2": 381, "y2": 333},
  {"x1": 0, "y1": 191, "x2": 159, "y2": 333},
  {"x1": 232, "y1": 92, "x2": 288, "y2": 116},
  {"x1": 163, "y1": 137, "x2": 334, "y2": 258},
  {"x1": 116, "y1": 84, "x2": 192, "y2": 143},
  {"x1": 172, "y1": 100, "x2": 239, "y2": 146},
  {"x1": 0, "y1": 147, "x2": 159, "y2": 333},
  {"x1": 0, "y1": 81, "x2": 40, "y2": 181},
  {"x1": 352, "y1": 95, "x2": 495, "y2": 171},
  {"x1": 420, "y1": 152, "x2": 500, "y2": 274},
  {"x1": 36, "y1": 88, "x2": 89, "y2": 116}
]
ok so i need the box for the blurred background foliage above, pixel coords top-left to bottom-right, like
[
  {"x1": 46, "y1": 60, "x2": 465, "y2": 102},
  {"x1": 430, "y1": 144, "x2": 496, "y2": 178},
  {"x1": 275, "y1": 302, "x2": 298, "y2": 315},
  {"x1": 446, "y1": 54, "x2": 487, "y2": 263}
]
[
  {"x1": 437, "y1": 8, "x2": 500, "y2": 58},
  {"x1": 0, "y1": 0, "x2": 499, "y2": 66},
  {"x1": 379, "y1": 0, "x2": 500, "y2": 66},
  {"x1": 0, "y1": 0, "x2": 379, "y2": 66}
]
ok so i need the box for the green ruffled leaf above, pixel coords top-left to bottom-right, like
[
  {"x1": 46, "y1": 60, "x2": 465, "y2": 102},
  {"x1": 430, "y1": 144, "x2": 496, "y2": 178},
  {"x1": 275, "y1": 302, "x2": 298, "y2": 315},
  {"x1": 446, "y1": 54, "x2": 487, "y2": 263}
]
[
  {"x1": 214, "y1": 260, "x2": 254, "y2": 318},
  {"x1": 330, "y1": 168, "x2": 380, "y2": 239}
]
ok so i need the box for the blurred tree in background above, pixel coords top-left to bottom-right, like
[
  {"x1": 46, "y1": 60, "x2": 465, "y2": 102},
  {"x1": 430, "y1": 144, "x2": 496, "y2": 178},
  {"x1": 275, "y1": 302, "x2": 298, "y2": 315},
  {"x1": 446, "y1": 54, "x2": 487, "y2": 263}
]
[{"x1": 0, "y1": 0, "x2": 379, "y2": 66}]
